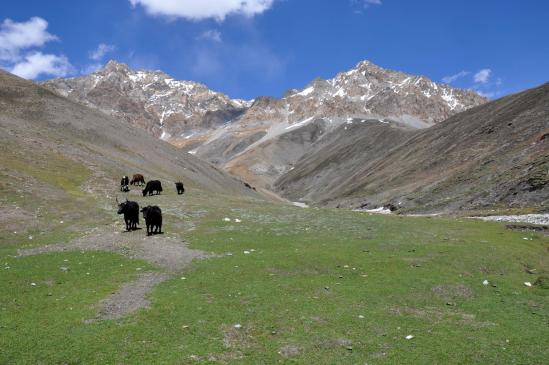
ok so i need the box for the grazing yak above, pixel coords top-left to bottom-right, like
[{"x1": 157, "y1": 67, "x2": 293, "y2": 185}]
[
  {"x1": 120, "y1": 176, "x2": 129, "y2": 192},
  {"x1": 130, "y1": 174, "x2": 145, "y2": 186},
  {"x1": 243, "y1": 182, "x2": 256, "y2": 191},
  {"x1": 117, "y1": 198, "x2": 139, "y2": 231},
  {"x1": 175, "y1": 182, "x2": 185, "y2": 195},
  {"x1": 142, "y1": 180, "x2": 163, "y2": 196},
  {"x1": 141, "y1": 205, "x2": 162, "y2": 236}
]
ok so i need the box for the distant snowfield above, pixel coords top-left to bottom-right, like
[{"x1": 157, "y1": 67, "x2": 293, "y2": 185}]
[
  {"x1": 473, "y1": 214, "x2": 549, "y2": 225},
  {"x1": 350, "y1": 211, "x2": 549, "y2": 224},
  {"x1": 353, "y1": 207, "x2": 393, "y2": 215}
]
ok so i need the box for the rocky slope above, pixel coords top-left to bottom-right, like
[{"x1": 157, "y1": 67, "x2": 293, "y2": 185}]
[
  {"x1": 0, "y1": 69, "x2": 261, "y2": 199},
  {"x1": 42, "y1": 60, "x2": 486, "y2": 191},
  {"x1": 41, "y1": 60, "x2": 251, "y2": 146},
  {"x1": 275, "y1": 83, "x2": 549, "y2": 212},
  {"x1": 194, "y1": 60, "x2": 486, "y2": 189}
]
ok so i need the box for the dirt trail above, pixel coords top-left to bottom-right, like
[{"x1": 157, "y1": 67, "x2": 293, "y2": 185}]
[
  {"x1": 18, "y1": 224, "x2": 208, "y2": 321},
  {"x1": 93, "y1": 272, "x2": 169, "y2": 321}
]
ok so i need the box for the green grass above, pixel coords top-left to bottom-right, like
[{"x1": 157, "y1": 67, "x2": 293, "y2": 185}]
[
  {"x1": 0, "y1": 143, "x2": 547, "y2": 364},
  {"x1": 1, "y1": 192, "x2": 547, "y2": 364},
  {"x1": 0, "y1": 251, "x2": 154, "y2": 364}
]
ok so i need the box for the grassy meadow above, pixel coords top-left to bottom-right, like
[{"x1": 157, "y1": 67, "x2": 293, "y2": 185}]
[{"x1": 0, "y1": 154, "x2": 548, "y2": 364}]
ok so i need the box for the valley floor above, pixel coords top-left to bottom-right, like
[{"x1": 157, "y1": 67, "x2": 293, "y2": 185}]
[{"x1": 1, "y1": 185, "x2": 548, "y2": 364}]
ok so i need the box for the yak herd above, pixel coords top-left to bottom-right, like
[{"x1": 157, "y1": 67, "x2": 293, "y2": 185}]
[{"x1": 117, "y1": 174, "x2": 184, "y2": 236}]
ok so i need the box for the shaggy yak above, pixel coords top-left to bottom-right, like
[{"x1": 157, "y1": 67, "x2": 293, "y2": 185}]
[
  {"x1": 117, "y1": 198, "x2": 139, "y2": 231},
  {"x1": 142, "y1": 180, "x2": 163, "y2": 196},
  {"x1": 120, "y1": 176, "x2": 129, "y2": 192},
  {"x1": 130, "y1": 174, "x2": 145, "y2": 186},
  {"x1": 175, "y1": 182, "x2": 185, "y2": 195},
  {"x1": 141, "y1": 205, "x2": 162, "y2": 236}
]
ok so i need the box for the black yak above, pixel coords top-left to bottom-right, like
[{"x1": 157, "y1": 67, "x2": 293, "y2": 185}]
[
  {"x1": 175, "y1": 182, "x2": 185, "y2": 195},
  {"x1": 142, "y1": 180, "x2": 163, "y2": 196},
  {"x1": 120, "y1": 176, "x2": 129, "y2": 192},
  {"x1": 141, "y1": 205, "x2": 162, "y2": 236},
  {"x1": 244, "y1": 182, "x2": 256, "y2": 191},
  {"x1": 117, "y1": 198, "x2": 139, "y2": 231},
  {"x1": 130, "y1": 174, "x2": 145, "y2": 186}
]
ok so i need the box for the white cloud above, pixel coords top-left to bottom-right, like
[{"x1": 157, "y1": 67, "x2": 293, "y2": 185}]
[
  {"x1": 0, "y1": 17, "x2": 73, "y2": 80},
  {"x1": 442, "y1": 70, "x2": 470, "y2": 84},
  {"x1": 197, "y1": 30, "x2": 222, "y2": 43},
  {"x1": 89, "y1": 43, "x2": 117, "y2": 61},
  {"x1": 0, "y1": 17, "x2": 57, "y2": 61},
  {"x1": 362, "y1": 0, "x2": 382, "y2": 6},
  {"x1": 445, "y1": 67, "x2": 502, "y2": 99},
  {"x1": 82, "y1": 63, "x2": 103, "y2": 74},
  {"x1": 129, "y1": 0, "x2": 275, "y2": 21},
  {"x1": 475, "y1": 90, "x2": 497, "y2": 98},
  {"x1": 10, "y1": 52, "x2": 72, "y2": 79},
  {"x1": 352, "y1": 0, "x2": 382, "y2": 9},
  {"x1": 472, "y1": 71, "x2": 504, "y2": 99},
  {"x1": 474, "y1": 68, "x2": 492, "y2": 84}
]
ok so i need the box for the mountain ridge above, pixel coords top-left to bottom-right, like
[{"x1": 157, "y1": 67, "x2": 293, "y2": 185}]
[
  {"x1": 275, "y1": 82, "x2": 549, "y2": 212},
  {"x1": 41, "y1": 59, "x2": 486, "y2": 142},
  {"x1": 40, "y1": 60, "x2": 495, "y2": 205}
]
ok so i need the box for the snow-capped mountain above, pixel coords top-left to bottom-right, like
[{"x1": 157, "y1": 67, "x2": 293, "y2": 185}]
[
  {"x1": 191, "y1": 60, "x2": 487, "y2": 188},
  {"x1": 41, "y1": 60, "x2": 252, "y2": 143},
  {"x1": 280, "y1": 60, "x2": 484, "y2": 126},
  {"x1": 42, "y1": 59, "x2": 487, "y2": 191}
]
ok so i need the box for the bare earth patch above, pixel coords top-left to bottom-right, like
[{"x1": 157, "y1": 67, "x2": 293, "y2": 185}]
[
  {"x1": 278, "y1": 344, "x2": 302, "y2": 358},
  {"x1": 222, "y1": 324, "x2": 256, "y2": 349},
  {"x1": 18, "y1": 224, "x2": 208, "y2": 320},
  {"x1": 314, "y1": 337, "x2": 354, "y2": 351},
  {"x1": 86, "y1": 272, "x2": 169, "y2": 322},
  {"x1": 431, "y1": 283, "x2": 474, "y2": 301},
  {"x1": 0, "y1": 204, "x2": 39, "y2": 232},
  {"x1": 389, "y1": 305, "x2": 496, "y2": 328}
]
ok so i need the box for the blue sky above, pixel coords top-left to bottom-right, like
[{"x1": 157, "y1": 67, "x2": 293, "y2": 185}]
[{"x1": 1, "y1": 0, "x2": 548, "y2": 100}]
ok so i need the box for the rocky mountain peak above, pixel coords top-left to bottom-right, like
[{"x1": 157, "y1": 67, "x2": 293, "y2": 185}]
[
  {"x1": 103, "y1": 59, "x2": 130, "y2": 73},
  {"x1": 355, "y1": 59, "x2": 382, "y2": 72},
  {"x1": 41, "y1": 62, "x2": 251, "y2": 141}
]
